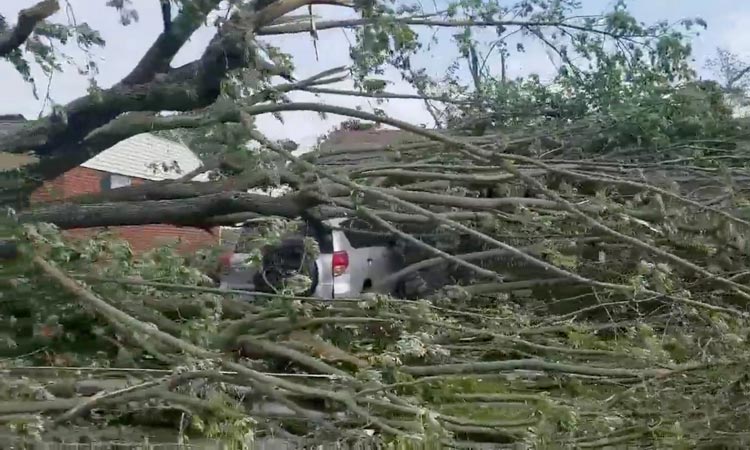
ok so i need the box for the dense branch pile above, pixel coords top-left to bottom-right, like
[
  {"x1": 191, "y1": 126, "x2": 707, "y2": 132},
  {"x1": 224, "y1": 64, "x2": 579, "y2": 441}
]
[{"x1": 3, "y1": 107, "x2": 750, "y2": 447}]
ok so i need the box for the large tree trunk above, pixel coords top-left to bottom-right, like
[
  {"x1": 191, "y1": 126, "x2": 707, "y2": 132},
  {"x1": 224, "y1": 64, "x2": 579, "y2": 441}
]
[{"x1": 18, "y1": 191, "x2": 320, "y2": 229}]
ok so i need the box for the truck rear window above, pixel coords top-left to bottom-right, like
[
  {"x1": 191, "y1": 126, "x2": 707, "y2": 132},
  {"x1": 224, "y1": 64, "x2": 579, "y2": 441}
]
[
  {"x1": 339, "y1": 218, "x2": 395, "y2": 248},
  {"x1": 235, "y1": 218, "x2": 334, "y2": 254}
]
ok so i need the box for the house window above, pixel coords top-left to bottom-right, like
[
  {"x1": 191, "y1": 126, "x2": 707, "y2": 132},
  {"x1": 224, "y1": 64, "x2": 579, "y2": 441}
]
[{"x1": 100, "y1": 174, "x2": 132, "y2": 190}]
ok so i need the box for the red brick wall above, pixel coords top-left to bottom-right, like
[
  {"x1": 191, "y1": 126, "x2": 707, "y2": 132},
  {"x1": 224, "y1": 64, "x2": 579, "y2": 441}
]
[{"x1": 31, "y1": 166, "x2": 218, "y2": 254}]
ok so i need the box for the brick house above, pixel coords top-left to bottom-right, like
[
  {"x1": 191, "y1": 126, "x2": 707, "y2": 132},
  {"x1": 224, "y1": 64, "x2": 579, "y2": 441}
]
[{"x1": 0, "y1": 114, "x2": 218, "y2": 253}]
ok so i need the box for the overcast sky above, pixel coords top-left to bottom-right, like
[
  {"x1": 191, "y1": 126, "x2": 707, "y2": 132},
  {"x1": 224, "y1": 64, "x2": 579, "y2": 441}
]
[{"x1": 2, "y1": 0, "x2": 749, "y2": 149}]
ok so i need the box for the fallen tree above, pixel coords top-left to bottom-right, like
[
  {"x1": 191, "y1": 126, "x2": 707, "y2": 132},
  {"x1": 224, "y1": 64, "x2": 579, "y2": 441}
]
[
  {"x1": 4, "y1": 100, "x2": 750, "y2": 446},
  {"x1": 3, "y1": 0, "x2": 750, "y2": 448}
]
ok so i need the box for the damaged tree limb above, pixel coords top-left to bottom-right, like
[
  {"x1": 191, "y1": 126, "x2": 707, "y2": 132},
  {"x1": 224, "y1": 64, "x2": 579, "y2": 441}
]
[{"x1": 0, "y1": 0, "x2": 59, "y2": 57}]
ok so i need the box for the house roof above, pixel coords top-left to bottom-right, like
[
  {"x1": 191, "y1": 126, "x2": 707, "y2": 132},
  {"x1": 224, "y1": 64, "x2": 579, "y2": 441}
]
[
  {"x1": 312, "y1": 126, "x2": 423, "y2": 167},
  {"x1": 318, "y1": 127, "x2": 418, "y2": 152},
  {"x1": 0, "y1": 116, "x2": 202, "y2": 180},
  {"x1": 81, "y1": 133, "x2": 203, "y2": 181}
]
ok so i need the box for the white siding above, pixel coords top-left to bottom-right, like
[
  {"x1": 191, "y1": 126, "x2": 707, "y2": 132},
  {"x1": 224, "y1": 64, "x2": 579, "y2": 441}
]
[{"x1": 81, "y1": 133, "x2": 203, "y2": 181}]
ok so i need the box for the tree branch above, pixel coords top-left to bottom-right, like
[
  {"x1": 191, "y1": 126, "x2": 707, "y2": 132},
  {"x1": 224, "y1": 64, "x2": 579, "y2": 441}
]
[
  {"x1": 252, "y1": 0, "x2": 353, "y2": 29},
  {"x1": 401, "y1": 358, "x2": 707, "y2": 378},
  {"x1": 120, "y1": 0, "x2": 222, "y2": 85},
  {"x1": 0, "y1": 29, "x2": 244, "y2": 157},
  {"x1": 61, "y1": 168, "x2": 299, "y2": 205},
  {"x1": 0, "y1": 0, "x2": 351, "y2": 174},
  {"x1": 9, "y1": 68, "x2": 347, "y2": 199},
  {"x1": 0, "y1": 0, "x2": 59, "y2": 57},
  {"x1": 258, "y1": 17, "x2": 643, "y2": 38},
  {"x1": 303, "y1": 86, "x2": 474, "y2": 104}
]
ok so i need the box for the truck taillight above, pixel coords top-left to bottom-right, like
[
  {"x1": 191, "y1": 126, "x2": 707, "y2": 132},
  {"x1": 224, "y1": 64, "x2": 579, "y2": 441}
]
[
  {"x1": 332, "y1": 251, "x2": 349, "y2": 277},
  {"x1": 219, "y1": 251, "x2": 233, "y2": 269}
]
